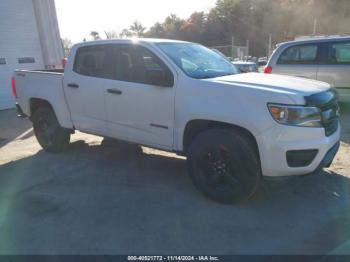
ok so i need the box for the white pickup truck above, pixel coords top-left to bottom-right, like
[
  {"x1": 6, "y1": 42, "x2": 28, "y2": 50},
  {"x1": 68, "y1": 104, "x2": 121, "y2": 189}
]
[{"x1": 13, "y1": 39, "x2": 341, "y2": 203}]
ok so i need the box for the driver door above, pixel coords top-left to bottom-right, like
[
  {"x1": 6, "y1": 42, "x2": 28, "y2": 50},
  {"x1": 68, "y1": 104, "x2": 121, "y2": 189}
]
[{"x1": 104, "y1": 44, "x2": 176, "y2": 149}]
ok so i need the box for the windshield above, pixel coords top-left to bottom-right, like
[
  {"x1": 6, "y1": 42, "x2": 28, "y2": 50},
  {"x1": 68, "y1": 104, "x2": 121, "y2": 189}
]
[{"x1": 157, "y1": 43, "x2": 239, "y2": 79}]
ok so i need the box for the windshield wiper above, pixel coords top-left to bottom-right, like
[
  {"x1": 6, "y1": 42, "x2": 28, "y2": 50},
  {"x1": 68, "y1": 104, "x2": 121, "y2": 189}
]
[
  {"x1": 217, "y1": 73, "x2": 235, "y2": 77},
  {"x1": 196, "y1": 72, "x2": 236, "y2": 79},
  {"x1": 200, "y1": 76, "x2": 215, "y2": 79},
  {"x1": 200, "y1": 74, "x2": 234, "y2": 79}
]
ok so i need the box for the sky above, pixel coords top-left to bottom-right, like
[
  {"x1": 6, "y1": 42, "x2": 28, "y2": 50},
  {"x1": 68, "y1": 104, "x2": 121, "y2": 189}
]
[{"x1": 55, "y1": 0, "x2": 216, "y2": 43}]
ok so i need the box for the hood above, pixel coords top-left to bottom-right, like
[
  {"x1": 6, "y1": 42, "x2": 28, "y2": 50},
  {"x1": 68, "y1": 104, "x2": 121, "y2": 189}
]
[{"x1": 206, "y1": 73, "x2": 331, "y2": 96}]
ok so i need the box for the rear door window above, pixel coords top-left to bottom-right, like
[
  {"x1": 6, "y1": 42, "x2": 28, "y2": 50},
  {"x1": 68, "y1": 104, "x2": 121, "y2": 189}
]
[
  {"x1": 278, "y1": 44, "x2": 318, "y2": 64},
  {"x1": 73, "y1": 45, "x2": 114, "y2": 79}
]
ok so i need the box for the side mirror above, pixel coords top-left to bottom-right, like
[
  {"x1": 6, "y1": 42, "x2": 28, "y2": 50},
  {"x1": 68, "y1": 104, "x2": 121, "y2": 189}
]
[{"x1": 145, "y1": 68, "x2": 167, "y2": 87}]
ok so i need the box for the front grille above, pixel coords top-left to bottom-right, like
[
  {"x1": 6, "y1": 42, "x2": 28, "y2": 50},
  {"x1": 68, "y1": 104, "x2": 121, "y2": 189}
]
[{"x1": 305, "y1": 89, "x2": 339, "y2": 137}]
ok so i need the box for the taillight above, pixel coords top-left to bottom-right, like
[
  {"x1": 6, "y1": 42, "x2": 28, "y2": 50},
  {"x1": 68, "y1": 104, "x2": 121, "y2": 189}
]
[
  {"x1": 264, "y1": 66, "x2": 273, "y2": 74},
  {"x1": 61, "y1": 58, "x2": 67, "y2": 68},
  {"x1": 11, "y1": 77, "x2": 17, "y2": 98}
]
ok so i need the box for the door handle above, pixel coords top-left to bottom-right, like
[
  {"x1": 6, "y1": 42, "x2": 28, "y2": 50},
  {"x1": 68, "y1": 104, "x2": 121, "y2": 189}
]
[
  {"x1": 68, "y1": 83, "x2": 79, "y2": 88},
  {"x1": 107, "y1": 88, "x2": 122, "y2": 95}
]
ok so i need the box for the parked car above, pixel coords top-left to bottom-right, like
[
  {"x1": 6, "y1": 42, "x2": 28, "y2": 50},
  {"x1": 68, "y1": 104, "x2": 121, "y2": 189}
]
[
  {"x1": 232, "y1": 61, "x2": 259, "y2": 73},
  {"x1": 211, "y1": 48, "x2": 232, "y2": 61},
  {"x1": 13, "y1": 39, "x2": 340, "y2": 204},
  {"x1": 264, "y1": 36, "x2": 350, "y2": 101},
  {"x1": 258, "y1": 57, "x2": 268, "y2": 66}
]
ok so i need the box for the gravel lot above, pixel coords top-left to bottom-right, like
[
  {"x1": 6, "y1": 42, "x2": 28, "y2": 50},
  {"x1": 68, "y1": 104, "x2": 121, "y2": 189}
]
[{"x1": 0, "y1": 105, "x2": 349, "y2": 255}]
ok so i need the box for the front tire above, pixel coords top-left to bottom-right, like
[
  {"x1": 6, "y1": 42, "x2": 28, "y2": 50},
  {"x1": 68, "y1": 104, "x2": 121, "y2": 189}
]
[
  {"x1": 187, "y1": 128, "x2": 261, "y2": 204},
  {"x1": 32, "y1": 107, "x2": 70, "y2": 153}
]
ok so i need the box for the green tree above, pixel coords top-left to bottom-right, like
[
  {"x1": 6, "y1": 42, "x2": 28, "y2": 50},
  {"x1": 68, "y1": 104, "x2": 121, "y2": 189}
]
[
  {"x1": 180, "y1": 12, "x2": 207, "y2": 42},
  {"x1": 105, "y1": 30, "x2": 119, "y2": 39},
  {"x1": 163, "y1": 14, "x2": 185, "y2": 39},
  {"x1": 144, "y1": 0, "x2": 350, "y2": 57},
  {"x1": 61, "y1": 38, "x2": 73, "y2": 49},
  {"x1": 129, "y1": 21, "x2": 146, "y2": 37},
  {"x1": 90, "y1": 31, "x2": 100, "y2": 40},
  {"x1": 146, "y1": 22, "x2": 165, "y2": 38},
  {"x1": 119, "y1": 29, "x2": 133, "y2": 38}
]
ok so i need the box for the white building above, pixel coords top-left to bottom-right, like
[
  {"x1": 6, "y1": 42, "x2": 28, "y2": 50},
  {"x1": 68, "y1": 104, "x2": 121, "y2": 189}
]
[{"x1": 0, "y1": 0, "x2": 64, "y2": 110}]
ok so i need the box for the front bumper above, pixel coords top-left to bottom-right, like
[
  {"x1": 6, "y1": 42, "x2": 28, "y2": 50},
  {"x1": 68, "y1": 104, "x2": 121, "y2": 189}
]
[
  {"x1": 258, "y1": 122, "x2": 341, "y2": 177},
  {"x1": 317, "y1": 141, "x2": 340, "y2": 169}
]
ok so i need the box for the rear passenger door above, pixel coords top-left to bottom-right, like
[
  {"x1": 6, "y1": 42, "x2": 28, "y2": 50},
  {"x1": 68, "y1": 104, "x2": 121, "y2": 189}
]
[
  {"x1": 317, "y1": 41, "x2": 350, "y2": 89},
  {"x1": 275, "y1": 44, "x2": 319, "y2": 79},
  {"x1": 64, "y1": 44, "x2": 114, "y2": 134},
  {"x1": 104, "y1": 44, "x2": 176, "y2": 149}
]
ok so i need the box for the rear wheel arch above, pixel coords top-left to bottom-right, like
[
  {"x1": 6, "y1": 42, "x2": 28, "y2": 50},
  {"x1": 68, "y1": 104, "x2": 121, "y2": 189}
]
[
  {"x1": 29, "y1": 98, "x2": 74, "y2": 131},
  {"x1": 30, "y1": 98, "x2": 54, "y2": 117},
  {"x1": 32, "y1": 106, "x2": 71, "y2": 153}
]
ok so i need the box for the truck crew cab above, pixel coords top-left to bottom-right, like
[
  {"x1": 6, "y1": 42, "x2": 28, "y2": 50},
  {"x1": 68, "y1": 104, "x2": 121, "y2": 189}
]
[{"x1": 13, "y1": 39, "x2": 340, "y2": 203}]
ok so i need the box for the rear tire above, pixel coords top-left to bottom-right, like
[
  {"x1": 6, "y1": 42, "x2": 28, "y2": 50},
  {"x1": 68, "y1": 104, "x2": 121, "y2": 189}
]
[
  {"x1": 187, "y1": 128, "x2": 261, "y2": 204},
  {"x1": 32, "y1": 106, "x2": 70, "y2": 153}
]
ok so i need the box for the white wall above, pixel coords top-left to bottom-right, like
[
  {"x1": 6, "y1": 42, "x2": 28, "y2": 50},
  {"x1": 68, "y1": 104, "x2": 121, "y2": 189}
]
[
  {"x1": 0, "y1": 0, "x2": 44, "y2": 109},
  {"x1": 32, "y1": 0, "x2": 64, "y2": 69},
  {"x1": 0, "y1": 0, "x2": 63, "y2": 110}
]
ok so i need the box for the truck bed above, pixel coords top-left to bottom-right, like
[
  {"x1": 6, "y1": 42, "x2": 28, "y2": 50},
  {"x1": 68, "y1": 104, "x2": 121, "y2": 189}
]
[
  {"x1": 16, "y1": 68, "x2": 64, "y2": 75},
  {"x1": 14, "y1": 69, "x2": 73, "y2": 129},
  {"x1": 30, "y1": 69, "x2": 65, "y2": 74}
]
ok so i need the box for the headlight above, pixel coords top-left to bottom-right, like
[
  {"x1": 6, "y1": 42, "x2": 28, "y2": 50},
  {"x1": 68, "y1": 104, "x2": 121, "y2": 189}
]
[{"x1": 268, "y1": 104, "x2": 322, "y2": 127}]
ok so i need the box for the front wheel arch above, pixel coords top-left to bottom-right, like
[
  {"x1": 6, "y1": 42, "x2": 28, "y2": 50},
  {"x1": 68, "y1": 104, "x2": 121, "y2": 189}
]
[{"x1": 183, "y1": 120, "x2": 260, "y2": 157}]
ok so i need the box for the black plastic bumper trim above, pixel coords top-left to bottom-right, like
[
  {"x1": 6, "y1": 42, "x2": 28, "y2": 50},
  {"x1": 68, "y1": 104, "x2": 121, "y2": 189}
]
[
  {"x1": 318, "y1": 141, "x2": 340, "y2": 169},
  {"x1": 286, "y1": 149, "x2": 319, "y2": 167}
]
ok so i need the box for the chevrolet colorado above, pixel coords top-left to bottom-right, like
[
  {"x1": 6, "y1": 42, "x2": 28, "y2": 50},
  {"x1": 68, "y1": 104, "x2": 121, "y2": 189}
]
[{"x1": 12, "y1": 39, "x2": 341, "y2": 203}]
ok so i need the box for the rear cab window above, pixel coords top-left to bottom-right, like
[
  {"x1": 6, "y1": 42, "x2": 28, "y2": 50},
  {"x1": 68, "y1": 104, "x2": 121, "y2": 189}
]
[{"x1": 73, "y1": 44, "x2": 114, "y2": 79}]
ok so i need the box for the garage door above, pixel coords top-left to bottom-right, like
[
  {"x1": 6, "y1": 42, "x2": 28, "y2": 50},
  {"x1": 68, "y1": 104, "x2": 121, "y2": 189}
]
[
  {"x1": 0, "y1": 0, "x2": 45, "y2": 110},
  {"x1": 0, "y1": 59, "x2": 15, "y2": 110}
]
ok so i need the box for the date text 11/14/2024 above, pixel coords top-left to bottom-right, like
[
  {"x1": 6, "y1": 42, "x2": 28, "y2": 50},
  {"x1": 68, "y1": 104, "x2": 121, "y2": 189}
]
[{"x1": 127, "y1": 256, "x2": 220, "y2": 261}]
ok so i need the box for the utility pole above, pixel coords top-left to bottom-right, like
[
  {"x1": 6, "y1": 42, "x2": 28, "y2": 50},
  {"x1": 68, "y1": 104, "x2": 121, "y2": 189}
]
[
  {"x1": 313, "y1": 18, "x2": 318, "y2": 35},
  {"x1": 231, "y1": 36, "x2": 235, "y2": 60},
  {"x1": 246, "y1": 39, "x2": 250, "y2": 57},
  {"x1": 268, "y1": 33, "x2": 272, "y2": 58}
]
